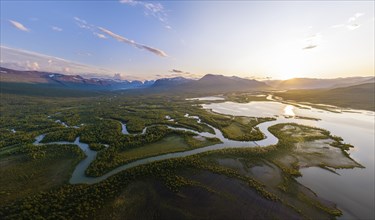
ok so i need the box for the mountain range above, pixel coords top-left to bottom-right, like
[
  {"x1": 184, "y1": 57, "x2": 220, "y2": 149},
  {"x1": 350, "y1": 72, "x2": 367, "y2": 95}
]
[
  {"x1": 264, "y1": 77, "x2": 374, "y2": 90},
  {"x1": 0, "y1": 67, "x2": 373, "y2": 94},
  {"x1": 0, "y1": 67, "x2": 269, "y2": 93},
  {"x1": 0, "y1": 67, "x2": 153, "y2": 90}
]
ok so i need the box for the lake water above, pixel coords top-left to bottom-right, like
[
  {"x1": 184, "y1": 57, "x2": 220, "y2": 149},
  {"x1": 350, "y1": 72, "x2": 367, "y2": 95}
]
[
  {"x1": 202, "y1": 101, "x2": 375, "y2": 220},
  {"x1": 186, "y1": 96, "x2": 225, "y2": 101}
]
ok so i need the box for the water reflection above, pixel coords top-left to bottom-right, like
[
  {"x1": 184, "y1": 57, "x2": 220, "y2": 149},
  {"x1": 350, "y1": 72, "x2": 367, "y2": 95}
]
[
  {"x1": 203, "y1": 100, "x2": 374, "y2": 220},
  {"x1": 283, "y1": 105, "x2": 295, "y2": 116}
]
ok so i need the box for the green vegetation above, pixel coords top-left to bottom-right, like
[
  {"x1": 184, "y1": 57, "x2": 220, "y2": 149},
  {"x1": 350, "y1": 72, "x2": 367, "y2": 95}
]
[
  {"x1": 225, "y1": 92, "x2": 269, "y2": 103},
  {"x1": 86, "y1": 131, "x2": 221, "y2": 177},
  {"x1": 0, "y1": 82, "x2": 105, "y2": 97},
  {"x1": 220, "y1": 116, "x2": 275, "y2": 141},
  {"x1": 0, "y1": 122, "x2": 359, "y2": 219},
  {"x1": 190, "y1": 108, "x2": 275, "y2": 141},
  {"x1": 0, "y1": 86, "x2": 364, "y2": 220},
  {"x1": 0, "y1": 144, "x2": 84, "y2": 206}
]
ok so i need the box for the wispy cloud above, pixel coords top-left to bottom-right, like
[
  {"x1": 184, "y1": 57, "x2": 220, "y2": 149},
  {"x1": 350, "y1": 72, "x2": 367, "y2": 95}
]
[
  {"x1": 119, "y1": 0, "x2": 171, "y2": 29},
  {"x1": 74, "y1": 17, "x2": 93, "y2": 30},
  {"x1": 332, "y1": 12, "x2": 364, "y2": 31},
  {"x1": 9, "y1": 20, "x2": 29, "y2": 32},
  {"x1": 51, "y1": 26, "x2": 63, "y2": 32},
  {"x1": 346, "y1": 23, "x2": 361, "y2": 30},
  {"x1": 170, "y1": 69, "x2": 190, "y2": 74},
  {"x1": 158, "y1": 72, "x2": 201, "y2": 79},
  {"x1": 0, "y1": 45, "x2": 117, "y2": 77},
  {"x1": 98, "y1": 27, "x2": 168, "y2": 57},
  {"x1": 302, "y1": 33, "x2": 321, "y2": 50},
  {"x1": 303, "y1": 45, "x2": 317, "y2": 50},
  {"x1": 348, "y1": 13, "x2": 364, "y2": 22},
  {"x1": 73, "y1": 16, "x2": 167, "y2": 57},
  {"x1": 154, "y1": 69, "x2": 201, "y2": 79},
  {"x1": 93, "y1": 32, "x2": 107, "y2": 39}
]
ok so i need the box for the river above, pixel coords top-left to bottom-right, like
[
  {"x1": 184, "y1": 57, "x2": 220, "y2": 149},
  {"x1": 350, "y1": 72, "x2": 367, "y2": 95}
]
[{"x1": 34, "y1": 97, "x2": 374, "y2": 219}]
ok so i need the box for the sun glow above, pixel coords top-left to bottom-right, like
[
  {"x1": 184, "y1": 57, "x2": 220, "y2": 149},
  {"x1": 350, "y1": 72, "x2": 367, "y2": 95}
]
[{"x1": 283, "y1": 105, "x2": 295, "y2": 116}]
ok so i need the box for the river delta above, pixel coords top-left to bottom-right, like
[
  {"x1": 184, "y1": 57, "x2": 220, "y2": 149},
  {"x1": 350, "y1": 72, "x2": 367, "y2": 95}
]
[{"x1": 0, "y1": 93, "x2": 373, "y2": 219}]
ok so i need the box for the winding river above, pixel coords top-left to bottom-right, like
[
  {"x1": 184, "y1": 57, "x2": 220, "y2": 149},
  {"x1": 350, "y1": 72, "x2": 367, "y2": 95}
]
[
  {"x1": 33, "y1": 96, "x2": 374, "y2": 219},
  {"x1": 34, "y1": 114, "x2": 269, "y2": 185}
]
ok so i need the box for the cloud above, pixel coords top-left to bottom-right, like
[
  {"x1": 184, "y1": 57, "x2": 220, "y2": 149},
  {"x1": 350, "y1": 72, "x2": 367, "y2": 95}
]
[
  {"x1": 74, "y1": 17, "x2": 93, "y2": 30},
  {"x1": 332, "y1": 12, "x2": 364, "y2": 31},
  {"x1": 303, "y1": 45, "x2": 317, "y2": 50},
  {"x1": 158, "y1": 72, "x2": 201, "y2": 79},
  {"x1": 73, "y1": 16, "x2": 167, "y2": 57},
  {"x1": 119, "y1": 0, "x2": 171, "y2": 29},
  {"x1": 156, "y1": 69, "x2": 200, "y2": 79},
  {"x1": 170, "y1": 69, "x2": 183, "y2": 73},
  {"x1": 51, "y1": 26, "x2": 63, "y2": 32},
  {"x1": 348, "y1": 13, "x2": 364, "y2": 22},
  {"x1": 98, "y1": 27, "x2": 167, "y2": 57},
  {"x1": 93, "y1": 32, "x2": 107, "y2": 39},
  {"x1": 0, "y1": 45, "x2": 118, "y2": 78},
  {"x1": 346, "y1": 23, "x2": 361, "y2": 30},
  {"x1": 9, "y1": 20, "x2": 29, "y2": 32},
  {"x1": 302, "y1": 33, "x2": 321, "y2": 50},
  {"x1": 170, "y1": 69, "x2": 191, "y2": 74}
]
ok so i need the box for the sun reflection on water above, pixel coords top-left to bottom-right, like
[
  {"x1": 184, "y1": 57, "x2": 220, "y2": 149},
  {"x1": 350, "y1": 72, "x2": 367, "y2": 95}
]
[{"x1": 284, "y1": 105, "x2": 295, "y2": 116}]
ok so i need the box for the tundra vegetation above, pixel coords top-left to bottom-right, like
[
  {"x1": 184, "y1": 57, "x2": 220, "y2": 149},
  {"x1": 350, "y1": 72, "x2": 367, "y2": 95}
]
[{"x1": 0, "y1": 89, "x2": 363, "y2": 219}]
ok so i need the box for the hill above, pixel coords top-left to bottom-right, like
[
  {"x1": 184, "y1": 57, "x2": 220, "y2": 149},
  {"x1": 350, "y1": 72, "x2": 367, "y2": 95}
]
[
  {"x1": 276, "y1": 83, "x2": 375, "y2": 111},
  {"x1": 265, "y1": 77, "x2": 374, "y2": 89}
]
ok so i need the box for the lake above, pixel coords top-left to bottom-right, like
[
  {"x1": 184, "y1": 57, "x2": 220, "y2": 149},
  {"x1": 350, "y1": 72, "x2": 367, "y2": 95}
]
[{"x1": 202, "y1": 100, "x2": 375, "y2": 220}]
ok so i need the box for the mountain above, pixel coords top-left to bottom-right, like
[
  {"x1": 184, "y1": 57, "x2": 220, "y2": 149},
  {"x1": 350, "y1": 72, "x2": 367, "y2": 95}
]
[
  {"x1": 178, "y1": 74, "x2": 269, "y2": 93},
  {"x1": 276, "y1": 83, "x2": 375, "y2": 111},
  {"x1": 146, "y1": 74, "x2": 269, "y2": 94},
  {"x1": 0, "y1": 67, "x2": 150, "y2": 91},
  {"x1": 0, "y1": 68, "x2": 271, "y2": 94},
  {"x1": 152, "y1": 77, "x2": 193, "y2": 88},
  {"x1": 264, "y1": 77, "x2": 374, "y2": 90}
]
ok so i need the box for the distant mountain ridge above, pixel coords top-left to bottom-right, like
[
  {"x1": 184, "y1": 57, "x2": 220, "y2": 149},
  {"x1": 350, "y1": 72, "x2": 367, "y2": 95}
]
[
  {"x1": 276, "y1": 82, "x2": 375, "y2": 111},
  {"x1": 1, "y1": 67, "x2": 373, "y2": 94},
  {"x1": 264, "y1": 77, "x2": 374, "y2": 89},
  {"x1": 0, "y1": 67, "x2": 150, "y2": 90},
  {"x1": 149, "y1": 74, "x2": 269, "y2": 93},
  {"x1": 0, "y1": 67, "x2": 269, "y2": 93},
  {"x1": 178, "y1": 74, "x2": 269, "y2": 93},
  {"x1": 152, "y1": 77, "x2": 194, "y2": 87}
]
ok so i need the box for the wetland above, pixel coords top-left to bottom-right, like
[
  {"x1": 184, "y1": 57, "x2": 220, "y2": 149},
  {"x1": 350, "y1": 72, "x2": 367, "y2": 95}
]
[{"x1": 0, "y1": 92, "x2": 373, "y2": 219}]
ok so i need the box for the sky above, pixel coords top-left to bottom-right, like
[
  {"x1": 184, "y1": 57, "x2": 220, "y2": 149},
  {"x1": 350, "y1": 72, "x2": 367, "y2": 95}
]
[{"x1": 0, "y1": 1, "x2": 374, "y2": 80}]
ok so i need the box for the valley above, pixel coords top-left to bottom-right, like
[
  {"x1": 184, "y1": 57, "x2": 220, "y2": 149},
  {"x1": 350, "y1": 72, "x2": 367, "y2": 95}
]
[
  {"x1": 1, "y1": 1, "x2": 374, "y2": 219},
  {"x1": 0, "y1": 86, "x2": 373, "y2": 219}
]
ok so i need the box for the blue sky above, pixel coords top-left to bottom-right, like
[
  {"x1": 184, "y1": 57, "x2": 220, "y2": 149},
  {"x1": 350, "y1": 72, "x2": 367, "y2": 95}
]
[{"x1": 1, "y1": 1, "x2": 374, "y2": 80}]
